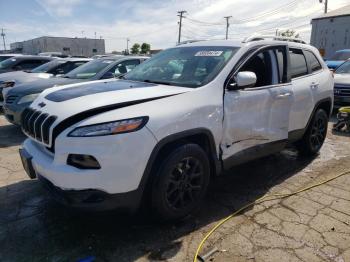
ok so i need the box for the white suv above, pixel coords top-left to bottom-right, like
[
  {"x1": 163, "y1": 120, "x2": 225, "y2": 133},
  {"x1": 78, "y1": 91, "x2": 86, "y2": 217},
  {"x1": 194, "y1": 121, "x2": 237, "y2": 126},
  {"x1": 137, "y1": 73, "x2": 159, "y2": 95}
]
[{"x1": 19, "y1": 37, "x2": 333, "y2": 221}]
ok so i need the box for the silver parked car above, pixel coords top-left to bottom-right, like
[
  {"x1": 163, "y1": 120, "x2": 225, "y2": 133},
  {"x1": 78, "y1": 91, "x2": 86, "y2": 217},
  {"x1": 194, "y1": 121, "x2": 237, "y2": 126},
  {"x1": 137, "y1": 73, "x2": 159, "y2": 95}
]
[
  {"x1": 334, "y1": 59, "x2": 350, "y2": 107},
  {"x1": 0, "y1": 58, "x2": 91, "y2": 108}
]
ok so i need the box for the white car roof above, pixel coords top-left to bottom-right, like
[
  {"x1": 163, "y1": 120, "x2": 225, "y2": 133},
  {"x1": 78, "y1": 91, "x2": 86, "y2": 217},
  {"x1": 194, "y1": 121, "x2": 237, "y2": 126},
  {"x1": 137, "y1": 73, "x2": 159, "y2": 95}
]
[
  {"x1": 0, "y1": 53, "x2": 23, "y2": 56},
  {"x1": 57, "y1": 57, "x2": 92, "y2": 62}
]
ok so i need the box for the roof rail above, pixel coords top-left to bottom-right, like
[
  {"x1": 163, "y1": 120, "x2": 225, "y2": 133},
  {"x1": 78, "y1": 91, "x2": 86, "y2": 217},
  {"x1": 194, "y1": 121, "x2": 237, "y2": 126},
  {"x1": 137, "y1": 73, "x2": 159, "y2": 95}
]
[{"x1": 243, "y1": 34, "x2": 307, "y2": 44}]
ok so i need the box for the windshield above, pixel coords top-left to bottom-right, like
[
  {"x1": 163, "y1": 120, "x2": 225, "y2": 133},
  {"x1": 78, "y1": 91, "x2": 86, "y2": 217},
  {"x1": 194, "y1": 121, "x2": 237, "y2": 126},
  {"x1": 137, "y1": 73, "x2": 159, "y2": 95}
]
[
  {"x1": 330, "y1": 51, "x2": 350, "y2": 61},
  {"x1": 30, "y1": 60, "x2": 67, "y2": 73},
  {"x1": 0, "y1": 56, "x2": 13, "y2": 63},
  {"x1": 123, "y1": 46, "x2": 238, "y2": 88},
  {"x1": 31, "y1": 60, "x2": 66, "y2": 73},
  {"x1": 335, "y1": 61, "x2": 350, "y2": 74},
  {"x1": 64, "y1": 59, "x2": 114, "y2": 79},
  {"x1": 0, "y1": 58, "x2": 18, "y2": 69}
]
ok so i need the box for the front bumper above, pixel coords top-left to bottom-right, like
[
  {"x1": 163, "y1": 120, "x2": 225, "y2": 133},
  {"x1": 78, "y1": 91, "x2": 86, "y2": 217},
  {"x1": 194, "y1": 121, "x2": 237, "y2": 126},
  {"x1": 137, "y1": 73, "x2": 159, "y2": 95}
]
[
  {"x1": 21, "y1": 127, "x2": 157, "y2": 210},
  {"x1": 2, "y1": 102, "x2": 29, "y2": 125},
  {"x1": 334, "y1": 95, "x2": 350, "y2": 106},
  {"x1": 38, "y1": 175, "x2": 141, "y2": 212}
]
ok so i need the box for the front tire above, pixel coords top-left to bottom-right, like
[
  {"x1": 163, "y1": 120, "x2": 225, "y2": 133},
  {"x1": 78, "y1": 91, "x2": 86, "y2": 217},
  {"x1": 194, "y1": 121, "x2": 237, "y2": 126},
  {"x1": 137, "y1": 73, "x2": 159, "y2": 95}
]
[
  {"x1": 297, "y1": 109, "x2": 328, "y2": 156},
  {"x1": 151, "y1": 143, "x2": 210, "y2": 221}
]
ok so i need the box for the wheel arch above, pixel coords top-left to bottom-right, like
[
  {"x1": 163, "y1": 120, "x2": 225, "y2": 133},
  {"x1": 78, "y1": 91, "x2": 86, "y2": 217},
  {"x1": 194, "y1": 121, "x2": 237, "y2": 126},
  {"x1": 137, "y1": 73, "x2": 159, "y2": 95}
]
[
  {"x1": 289, "y1": 97, "x2": 333, "y2": 142},
  {"x1": 315, "y1": 97, "x2": 332, "y2": 117},
  {"x1": 136, "y1": 128, "x2": 222, "y2": 207}
]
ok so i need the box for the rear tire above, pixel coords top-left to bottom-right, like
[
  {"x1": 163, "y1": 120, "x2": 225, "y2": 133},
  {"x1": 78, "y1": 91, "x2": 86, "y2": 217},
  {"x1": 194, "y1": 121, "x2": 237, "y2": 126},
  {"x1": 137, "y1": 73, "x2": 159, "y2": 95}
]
[
  {"x1": 151, "y1": 143, "x2": 210, "y2": 222},
  {"x1": 297, "y1": 109, "x2": 328, "y2": 156}
]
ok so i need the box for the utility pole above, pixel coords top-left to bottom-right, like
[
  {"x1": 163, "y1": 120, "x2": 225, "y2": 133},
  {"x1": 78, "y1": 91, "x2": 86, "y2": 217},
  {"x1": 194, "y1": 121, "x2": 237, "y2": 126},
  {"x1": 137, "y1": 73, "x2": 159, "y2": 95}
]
[
  {"x1": 126, "y1": 38, "x2": 130, "y2": 55},
  {"x1": 319, "y1": 0, "x2": 328, "y2": 14},
  {"x1": 224, "y1": 16, "x2": 232, "y2": 40},
  {"x1": 1, "y1": 28, "x2": 6, "y2": 51},
  {"x1": 177, "y1": 10, "x2": 186, "y2": 44}
]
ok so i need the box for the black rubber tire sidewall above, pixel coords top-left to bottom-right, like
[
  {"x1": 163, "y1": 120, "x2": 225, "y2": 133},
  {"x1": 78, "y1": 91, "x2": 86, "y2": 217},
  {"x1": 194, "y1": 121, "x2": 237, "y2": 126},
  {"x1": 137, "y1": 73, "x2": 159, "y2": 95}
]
[
  {"x1": 298, "y1": 109, "x2": 328, "y2": 156},
  {"x1": 151, "y1": 143, "x2": 210, "y2": 222}
]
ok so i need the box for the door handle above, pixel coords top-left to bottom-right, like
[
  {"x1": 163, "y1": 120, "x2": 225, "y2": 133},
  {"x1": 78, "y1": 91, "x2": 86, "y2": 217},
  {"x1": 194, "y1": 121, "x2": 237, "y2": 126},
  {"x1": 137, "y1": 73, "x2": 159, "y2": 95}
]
[
  {"x1": 310, "y1": 82, "x2": 319, "y2": 90},
  {"x1": 276, "y1": 92, "x2": 291, "y2": 99}
]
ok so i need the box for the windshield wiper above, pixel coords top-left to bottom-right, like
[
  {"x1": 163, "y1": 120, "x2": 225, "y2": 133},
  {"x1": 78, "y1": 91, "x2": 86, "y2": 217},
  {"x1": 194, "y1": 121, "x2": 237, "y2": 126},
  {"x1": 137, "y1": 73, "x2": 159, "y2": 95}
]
[{"x1": 143, "y1": 79, "x2": 171, "y2": 85}]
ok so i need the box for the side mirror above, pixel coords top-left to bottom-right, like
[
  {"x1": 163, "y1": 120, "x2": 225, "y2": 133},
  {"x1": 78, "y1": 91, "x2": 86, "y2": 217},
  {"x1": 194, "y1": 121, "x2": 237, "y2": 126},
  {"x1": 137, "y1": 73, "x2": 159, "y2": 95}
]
[
  {"x1": 228, "y1": 71, "x2": 257, "y2": 91},
  {"x1": 101, "y1": 71, "x2": 115, "y2": 79}
]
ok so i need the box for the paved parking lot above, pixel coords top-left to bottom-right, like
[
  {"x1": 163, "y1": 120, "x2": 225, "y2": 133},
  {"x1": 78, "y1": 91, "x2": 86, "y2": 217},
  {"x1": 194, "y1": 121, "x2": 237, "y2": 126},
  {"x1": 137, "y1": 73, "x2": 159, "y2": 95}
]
[{"x1": 0, "y1": 114, "x2": 350, "y2": 262}]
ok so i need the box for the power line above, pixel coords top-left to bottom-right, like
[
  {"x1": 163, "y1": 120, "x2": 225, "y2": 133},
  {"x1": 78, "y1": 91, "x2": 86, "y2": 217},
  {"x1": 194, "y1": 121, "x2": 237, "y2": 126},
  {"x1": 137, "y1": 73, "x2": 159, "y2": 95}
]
[
  {"x1": 236, "y1": 0, "x2": 301, "y2": 23},
  {"x1": 184, "y1": 17, "x2": 225, "y2": 26}
]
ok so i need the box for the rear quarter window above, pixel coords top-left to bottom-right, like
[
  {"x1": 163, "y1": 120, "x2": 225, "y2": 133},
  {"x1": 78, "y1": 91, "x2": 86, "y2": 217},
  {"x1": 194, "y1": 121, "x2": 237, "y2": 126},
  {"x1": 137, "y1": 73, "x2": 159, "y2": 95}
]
[
  {"x1": 289, "y1": 48, "x2": 308, "y2": 78},
  {"x1": 304, "y1": 50, "x2": 322, "y2": 72}
]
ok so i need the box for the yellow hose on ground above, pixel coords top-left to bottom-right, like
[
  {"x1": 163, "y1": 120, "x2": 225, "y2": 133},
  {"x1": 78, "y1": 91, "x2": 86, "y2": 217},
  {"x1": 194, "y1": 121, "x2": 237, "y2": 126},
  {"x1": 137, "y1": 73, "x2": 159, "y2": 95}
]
[{"x1": 193, "y1": 170, "x2": 350, "y2": 262}]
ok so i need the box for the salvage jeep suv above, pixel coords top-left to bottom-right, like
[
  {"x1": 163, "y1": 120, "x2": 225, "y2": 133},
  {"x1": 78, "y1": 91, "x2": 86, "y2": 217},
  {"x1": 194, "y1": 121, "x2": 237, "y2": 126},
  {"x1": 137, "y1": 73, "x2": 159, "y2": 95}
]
[{"x1": 20, "y1": 36, "x2": 333, "y2": 221}]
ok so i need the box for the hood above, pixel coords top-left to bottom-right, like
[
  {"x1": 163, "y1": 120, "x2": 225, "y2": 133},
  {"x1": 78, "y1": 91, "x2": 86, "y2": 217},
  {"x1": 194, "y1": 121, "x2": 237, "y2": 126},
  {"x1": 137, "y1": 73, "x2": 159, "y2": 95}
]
[
  {"x1": 32, "y1": 79, "x2": 191, "y2": 123},
  {"x1": 7, "y1": 77, "x2": 84, "y2": 96},
  {"x1": 334, "y1": 74, "x2": 350, "y2": 86},
  {"x1": 325, "y1": 60, "x2": 344, "y2": 69},
  {"x1": 0, "y1": 71, "x2": 53, "y2": 86},
  {"x1": 0, "y1": 69, "x2": 13, "y2": 74}
]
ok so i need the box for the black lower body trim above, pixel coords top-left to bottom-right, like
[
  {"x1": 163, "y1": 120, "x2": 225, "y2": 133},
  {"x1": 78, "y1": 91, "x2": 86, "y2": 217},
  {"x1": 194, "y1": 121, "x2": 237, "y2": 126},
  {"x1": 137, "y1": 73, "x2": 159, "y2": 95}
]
[
  {"x1": 38, "y1": 175, "x2": 142, "y2": 212},
  {"x1": 223, "y1": 140, "x2": 287, "y2": 170},
  {"x1": 288, "y1": 129, "x2": 305, "y2": 143}
]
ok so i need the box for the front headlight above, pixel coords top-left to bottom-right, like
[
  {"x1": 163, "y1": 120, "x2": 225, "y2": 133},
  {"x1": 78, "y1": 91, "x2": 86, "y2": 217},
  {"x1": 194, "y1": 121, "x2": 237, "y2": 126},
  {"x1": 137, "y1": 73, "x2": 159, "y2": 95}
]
[
  {"x1": 68, "y1": 117, "x2": 149, "y2": 137},
  {"x1": 17, "y1": 94, "x2": 40, "y2": 104},
  {"x1": 0, "y1": 81, "x2": 15, "y2": 88}
]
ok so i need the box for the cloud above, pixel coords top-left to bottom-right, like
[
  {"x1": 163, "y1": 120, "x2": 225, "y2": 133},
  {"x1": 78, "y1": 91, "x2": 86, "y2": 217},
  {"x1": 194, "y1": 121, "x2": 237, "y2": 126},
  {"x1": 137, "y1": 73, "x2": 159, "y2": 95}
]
[{"x1": 36, "y1": 0, "x2": 82, "y2": 17}]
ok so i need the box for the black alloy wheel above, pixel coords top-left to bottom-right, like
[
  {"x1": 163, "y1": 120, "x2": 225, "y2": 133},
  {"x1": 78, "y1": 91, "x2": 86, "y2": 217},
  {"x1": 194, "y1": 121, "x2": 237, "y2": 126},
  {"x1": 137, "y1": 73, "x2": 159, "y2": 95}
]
[{"x1": 151, "y1": 144, "x2": 210, "y2": 221}]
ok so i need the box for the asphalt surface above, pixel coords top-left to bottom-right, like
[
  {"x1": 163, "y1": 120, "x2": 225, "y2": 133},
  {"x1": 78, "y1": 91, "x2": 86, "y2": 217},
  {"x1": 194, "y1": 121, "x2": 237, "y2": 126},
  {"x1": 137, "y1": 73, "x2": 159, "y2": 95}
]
[{"x1": 0, "y1": 114, "x2": 349, "y2": 262}]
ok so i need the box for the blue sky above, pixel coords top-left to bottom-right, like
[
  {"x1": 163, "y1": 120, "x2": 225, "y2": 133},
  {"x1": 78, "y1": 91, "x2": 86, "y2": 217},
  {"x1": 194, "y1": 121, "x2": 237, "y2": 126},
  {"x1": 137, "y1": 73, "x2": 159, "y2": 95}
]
[{"x1": 0, "y1": 0, "x2": 349, "y2": 52}]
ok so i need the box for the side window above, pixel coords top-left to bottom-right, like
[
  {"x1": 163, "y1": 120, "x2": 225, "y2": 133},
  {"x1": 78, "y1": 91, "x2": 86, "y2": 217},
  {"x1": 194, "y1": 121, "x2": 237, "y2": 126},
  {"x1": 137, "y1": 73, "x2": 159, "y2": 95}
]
[
  {"x1": 51, "y1": 62, "x2": 86, "y2": 75},
  {"x1": 304, "y1": 50, "x2": 322, "y2": 72},
  {"x1": 289, "y1": 48, "x2": 308, "y2": 78},
  {"x1": 115, "y1": 59, "x2": 140, "y2": 75},
  {"x1": 274, "y1": 48, "x2": 288, "y2": 83},
  {"x1": 239, "y1": 48, "x2": 281, "y2": 88},
  {"x1": 15, "y1": 60, "x2": 44, "y2": 70},
  {"x1": 107, "y1": 59, "x2": 141, "y2": 77}
]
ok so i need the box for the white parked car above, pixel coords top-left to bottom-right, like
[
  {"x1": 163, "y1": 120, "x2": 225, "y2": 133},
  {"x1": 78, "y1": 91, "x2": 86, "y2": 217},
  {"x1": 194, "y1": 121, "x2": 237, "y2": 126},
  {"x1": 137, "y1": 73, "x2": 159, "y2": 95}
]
[{"x1": 19, "y1": 36, "x2": 333, "y2": 221}]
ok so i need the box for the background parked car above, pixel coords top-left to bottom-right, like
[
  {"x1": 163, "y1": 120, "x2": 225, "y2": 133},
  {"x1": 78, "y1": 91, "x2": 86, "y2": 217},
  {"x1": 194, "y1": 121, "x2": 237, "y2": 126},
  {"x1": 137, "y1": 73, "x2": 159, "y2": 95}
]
[
  {"x1": 0, "y1": 54, "x2": 23, "y2": 62},
  {"x1": 3, "y1": 56, "x2": 148, "y2": 125},
  {"x1": 0, "y1": 58, "x2": 91, "y2": 104},
  {"x1": 325, "y1": 49, "x2": 350, "y2": 69},
  {"x1": 334, "y1": 59, "x2": 350, "y2": 107},
  {"x1": 0, "y1": 55, "x2": 54, "y2": 74}
]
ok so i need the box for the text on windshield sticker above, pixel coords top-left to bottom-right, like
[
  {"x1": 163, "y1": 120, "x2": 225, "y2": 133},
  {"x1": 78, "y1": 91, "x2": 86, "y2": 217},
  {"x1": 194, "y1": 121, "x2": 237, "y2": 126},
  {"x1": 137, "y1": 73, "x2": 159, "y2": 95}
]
[{"x1": 195, "y1": 51, "x2": 223, "y2": 57}]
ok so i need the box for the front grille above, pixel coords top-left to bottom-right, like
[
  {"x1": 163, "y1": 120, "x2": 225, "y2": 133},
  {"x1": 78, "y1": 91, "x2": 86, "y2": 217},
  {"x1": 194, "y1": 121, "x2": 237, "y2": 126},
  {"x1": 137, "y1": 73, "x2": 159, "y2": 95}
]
[
  {"x1": 5, "y1": 95, "x2": 18, "y2": 104},
  {"x1": 334, "y1": 85, "x2": 350, "y2": 97},
  {"x1": 21, "y1": 108, "x2": 57, "y2": 146}
]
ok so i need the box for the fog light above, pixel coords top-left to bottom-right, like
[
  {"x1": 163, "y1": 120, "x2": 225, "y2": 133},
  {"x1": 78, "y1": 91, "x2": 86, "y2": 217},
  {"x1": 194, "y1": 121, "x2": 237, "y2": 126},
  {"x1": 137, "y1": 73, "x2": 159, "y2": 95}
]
[{"x1": 67, "y1": 154, "x2": 101, "y2": 169}]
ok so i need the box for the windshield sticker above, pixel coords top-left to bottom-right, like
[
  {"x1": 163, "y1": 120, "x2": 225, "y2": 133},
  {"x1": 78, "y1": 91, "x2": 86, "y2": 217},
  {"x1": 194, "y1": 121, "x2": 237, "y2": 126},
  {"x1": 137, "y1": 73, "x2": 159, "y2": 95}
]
[{"x1": 195, "y1": 51, "x2": 223, "y2": 57}]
